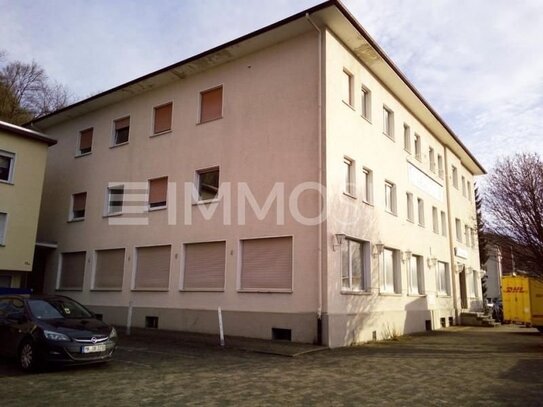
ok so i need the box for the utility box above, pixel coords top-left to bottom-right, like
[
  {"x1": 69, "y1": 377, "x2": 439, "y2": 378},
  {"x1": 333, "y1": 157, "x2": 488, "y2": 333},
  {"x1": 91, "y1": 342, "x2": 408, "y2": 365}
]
[{"x1": 502, "y1": 275, "x2": 543, "y2": 332}]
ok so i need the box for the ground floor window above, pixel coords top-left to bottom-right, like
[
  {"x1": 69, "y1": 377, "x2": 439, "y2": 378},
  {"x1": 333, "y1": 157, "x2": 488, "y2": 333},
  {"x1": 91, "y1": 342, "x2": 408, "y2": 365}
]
[
  {"x1": 58, "y1": 252, "x2": 86, "y2": 290},
  {"x1": 183, "y1": 241, "x2": 226, "y2": 290},
  {"x1": 134, "y1": 245, "x2": 171, "y2": 290},
  {"x1": 409, "y1": 254, "x2": 424, "y2": 295},
  {"x1": 341, "y1": 238, "x2": 370, "y2": 292},
  {"x1": 94, "y1": 248, "x2": 125, "y2": 289},
  {"x1": 381, "y1": 248, "x2": 400, "y2": 294},
  {"x1": 437, "y1": 261, "x2": 450, "y2": 295}
]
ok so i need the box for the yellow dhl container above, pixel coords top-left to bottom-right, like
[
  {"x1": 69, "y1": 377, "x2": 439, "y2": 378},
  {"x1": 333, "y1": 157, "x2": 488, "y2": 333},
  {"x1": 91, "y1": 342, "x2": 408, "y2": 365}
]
[{"x1": 502, "y1": 275, "x2": 543, "y2": 332}]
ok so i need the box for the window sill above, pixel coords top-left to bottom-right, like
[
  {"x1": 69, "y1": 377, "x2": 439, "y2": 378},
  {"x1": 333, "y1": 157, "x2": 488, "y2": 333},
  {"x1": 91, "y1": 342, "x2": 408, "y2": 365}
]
[
  {"x1": 418, "y1": 223, "x2": 425, "y2": 228},
  {"x1": 407, "y1": 293, "x2": 426, "y2": 297},
  {"x1": 67, "y1": 218, "x2": 85, "y2": 223},
  {"x1": 383, "y1": 132, "x2": 395, "y2": 142},
  {"x1": 75, "y1": 152, "x2": 92, "y2": 158},
  {"x1": 343, "y1": 191, "x2": 356, "y2": 200},
  {"x1": 237, "y1": 289, "x2": 292, "y2": 294},
  {"x1": 90, "y1": 288, "x2": 122, "y2": 292},
  {"x1": 193, "y1": 199, "x2": 220, "y2": 206},
  {"x1": 379, "y1": 292, "x2": 402, "y2": 297},
  {"x1": 385, "y1": 210, "x2": 397, "y2": 217},
  {"x1": 103, "y1": 212, "x2": 123, "y2": 218},
  {"x1": 0, "y1": 179, "x2": 14, "y2": 185},
  {"x1": 362, "y1": 200, "x2": 374, "y2": 207},
  {"x1": 180, "y1": 288, "x2": 224, "y2": 292},
  {"x1": 151, "y1": 130, "x2": 172, "y2": 138},
  {"x1": 341, "y1": 290, "x2": 372, "y2": 296},
  {"x1": 198, "y1": 116, "x2": 223, "y2": 125},
  {"x1": 148, "y1": 205, "x2": 167, "y2": 212},
  {"x1": 407, "y1": 218, "x2": 415, "y2": 224},
  {"x1": 131, "y1": 288, "x2": 169, "y2": 292},
  {"x1": 361, "y1": 115, "x2": 371, "y2": 124},
  {"x1": 404, "y1": 148, "x2": 412, "y2": 154},
  {"x1": 436, "y1": 294, "x2": 452, "y2": 298},
  {"x1": 110, "y1": 142, "x2": 129, "y2": 149},
  {"x1": 342, "y1": 100, "x2": 355, "y2": 111}
]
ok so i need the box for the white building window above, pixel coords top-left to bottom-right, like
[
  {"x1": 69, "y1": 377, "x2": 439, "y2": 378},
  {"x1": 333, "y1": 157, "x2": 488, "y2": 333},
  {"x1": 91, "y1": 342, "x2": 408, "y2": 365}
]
[
  {"x1": 417, "y1": 198, "x2": 425, "y2": 227},
  {"x1": 414, "y1": 134, "x2": 421, "y2": 160},
  {"x1": 383, "y1": 106, "x2": 394, "y2": 138},
  {"x1": 197, "y1": 167, "x2": 220, "y2": 201},
  {"x1": 406, "y1": 192, "x2": 414, "y2": 222},
  {"x1": 429, "y1": 147, "x2": 436, "y2": 173},
  {"x1": 437, "y1": 154, "x2": 444, "y2": 179},
  {"x1": 432, "y1": 206, "x2": 439, "y2": 234},
  {"x1": 0, "y1": 212, "x2": 7, "y2": 245},
  {"x1": 404, "y1": 124, "x2": 411, "y2": 153},
  {"x1": 0, "y1": 150, "x2": 15, "y2": 183},
  {"x1": 361, "y1": 86, "x2": 371, "y2": 120},
  {"x1": 342, "y1": 69, "x2": 353, "y2": 106},
  {"x1": 106, "y1": 185, "x2": 124, "y2": 215},
  {"x1": 452, "y1": 166, "x2": 458, "y2": 188},
  {"x1": 437, "y1": 261, "x2": 450, "y2": 295},
  {"x1": 385, "y1": 181, "x2": 397, "y2": 215},
  {"x1": 465, "y1": 225, "x2": 471, "y2": 247},
  {"x1": 461, "y1": 176, "x2": 466, "y2": 197},
  {"x1": 455, "y1": 218, "x2": 462, "y2": 242},
  {"x1": 472, "y1": 270, "x2": 479, "y2": 297},
  {"x1": 341, "y1": 238, "x2": 370, "y2": 292},
  {"x1": 361, "y1": 168, "x2": 373, "y2": 204},
  {"x1": 467, "y1": 181, "x2": 472, "y2": 201},
  {"x1": 409, "y1": 254, "x2": 424, "y2": 295},
  {"x1": 441, "y1": 211, "x2": 447, "y2": 237},
  {"x1": 344, "y1": 158, "x2": 355, "y2": 196},
  {"x1": 381, "y1": 248, "x2": 400, "y2": 294}
]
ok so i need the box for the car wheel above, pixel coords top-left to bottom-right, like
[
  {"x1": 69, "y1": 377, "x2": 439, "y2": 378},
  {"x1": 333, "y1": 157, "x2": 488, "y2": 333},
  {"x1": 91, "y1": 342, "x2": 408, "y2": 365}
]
[{"x1": 18, "y1": 339, "x2": 37, "y2": 372}]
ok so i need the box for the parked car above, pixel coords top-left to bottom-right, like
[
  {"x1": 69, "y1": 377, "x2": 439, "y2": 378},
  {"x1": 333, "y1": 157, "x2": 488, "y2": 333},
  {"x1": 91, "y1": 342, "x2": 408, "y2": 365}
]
[{"x1": 0, "y1": 294, "x2": 117, "y2": 371}]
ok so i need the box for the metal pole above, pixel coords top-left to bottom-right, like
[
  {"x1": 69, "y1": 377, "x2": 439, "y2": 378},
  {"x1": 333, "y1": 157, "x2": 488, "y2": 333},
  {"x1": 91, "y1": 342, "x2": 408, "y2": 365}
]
[
  {"x1": 126, "y1": 300, "x2": 134, "y2": 336},
  {"x1": 218, "y1": 306, "x2": 225, "y2": 347}
]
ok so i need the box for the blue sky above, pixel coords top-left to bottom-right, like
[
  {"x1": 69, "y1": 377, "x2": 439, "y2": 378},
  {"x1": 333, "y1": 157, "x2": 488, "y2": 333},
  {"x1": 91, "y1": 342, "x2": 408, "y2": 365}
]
[{"x1": 1, "y1": 0, "x2": 542, "y2": 172}]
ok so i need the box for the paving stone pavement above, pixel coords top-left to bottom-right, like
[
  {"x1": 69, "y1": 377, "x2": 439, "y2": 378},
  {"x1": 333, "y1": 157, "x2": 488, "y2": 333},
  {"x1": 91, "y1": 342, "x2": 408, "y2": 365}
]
[{"x1": 1, "y1": 325, "x2": 542, "y2": 406}]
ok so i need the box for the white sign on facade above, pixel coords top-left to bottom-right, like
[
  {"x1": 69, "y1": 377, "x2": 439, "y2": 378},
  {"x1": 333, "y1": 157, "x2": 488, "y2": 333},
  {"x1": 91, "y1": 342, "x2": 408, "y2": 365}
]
[
  {"x1": 455, "y1": 247, "x2": 468, "y2": 259},
  {"x1": 407, "y1": 162, "x2": 443, "y2": 202}
]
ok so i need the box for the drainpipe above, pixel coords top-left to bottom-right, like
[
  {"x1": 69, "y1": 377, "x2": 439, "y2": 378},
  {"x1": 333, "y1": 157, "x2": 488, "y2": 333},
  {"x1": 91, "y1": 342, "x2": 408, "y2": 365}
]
[{"x1": 305, "y1": 13, "x2": 325, "y2": 345}]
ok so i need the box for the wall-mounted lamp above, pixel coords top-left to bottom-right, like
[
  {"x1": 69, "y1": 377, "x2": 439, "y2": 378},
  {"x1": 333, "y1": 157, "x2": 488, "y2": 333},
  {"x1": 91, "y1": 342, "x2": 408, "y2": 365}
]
[
  {"x1": 427, "y1": 257, "x2": 437, "y2": 268},
  {"x1": 402, "y1": 250, "x2": 412, "y2": 263},
  {"x1": 333, "y1": 233, "x2": 346, "y2": 251},
  {"x1": 373, "y1": 242, "x2": 385, "y2": 257}
]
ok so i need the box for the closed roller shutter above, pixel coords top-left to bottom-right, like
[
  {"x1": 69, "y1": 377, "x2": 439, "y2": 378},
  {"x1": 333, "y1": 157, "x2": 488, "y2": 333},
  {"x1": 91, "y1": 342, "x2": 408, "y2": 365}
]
[
  {"x1": 59, "y1": 252, "x2": 86, "y2": 290},
  {"x1": 94, "y1": 249, "x2": 125, "y2": 289},
  {"x1": 154, "y1": 103, "x2": 172, "y2": 134},
  {"x1": 184, "y1": 241, "x2": 225, "y2": 289},
  {"x1": 135, "y1": 245, "x2": 171, "y2": 289},
  {"x1": 241, "y1": 237, "x2": 292, "y2": 290}
]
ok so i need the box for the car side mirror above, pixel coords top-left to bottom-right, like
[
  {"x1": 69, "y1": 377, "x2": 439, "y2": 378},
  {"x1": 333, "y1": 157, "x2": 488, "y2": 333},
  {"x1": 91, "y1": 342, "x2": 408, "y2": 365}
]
[{"x1": 7, "y1": 312, "x2": 26, "y2": 323}]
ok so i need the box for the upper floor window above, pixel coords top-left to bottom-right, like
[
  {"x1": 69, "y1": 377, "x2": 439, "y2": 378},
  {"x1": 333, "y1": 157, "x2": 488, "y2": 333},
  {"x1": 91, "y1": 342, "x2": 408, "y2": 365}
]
[
  {"x1": 0, "y1": 212, "x2": 7, "y2": 245},
  {"x1": 384, "y1": 181, "x2": 397, "y2": 215},
  {"x1": 452, "y1": 166, "x2": 458, "y2": 188},
  {"x1": 149, "y1": 177, "x2": 168, "y2": 209},
  {"x1": 362, "y1": 168, "x2": 373, "y2": 204},
  {"x1": 432, "y1": 206, "x2": 439, "y2": 234},
  {"x1": 343, "y1": 157, "x2": 355, "y2": 197},
  {"x1": 441, "y1": 211, "x2": 447, "y2": 237},
  {"x1": 200, "y1": 86, "x2": 223, "y2": 123},
  {"x1": 467, "y1": 181, "x2": 473, "y2": 201},
  {"x1": 70, "y1": 192, "x2": 87, "y2": 220},
  {"x1": 406, "y1": 192, "x2": 414, "y2": 222},
  {"x1": 361, "y1": 85, "x2": 371, "y2": 120},
  {"x1": 409, "y1": 254, "x2": 424, "y2": 295},
  {"x1": 78, "y1": 128, "x2": 93, "y2": 155},
  {"x1": 417, "y1": 198, "x2": 425, "y2": 227},
  {"x1": 403, "y1": 124, "x2": 411, "y2": 153},
  {"x1": 414, "y1": 134, "x2": 421, "y2": 160},
  {"x1": 429, "y1": 147, "x2": 436, "y2": 173},
  {"x1": 0, "y1": 150, "x2": 15, "y2": 183},
  {"x1": 107, "y1": 185, "x2": 124, "y2": 215},
  {"x1": 383, "y1": 106, "x2": 394, "y2": 138},
  {"x1": 197, "y1": 167, "x2": 220, "y2": 201},
  {"x1": 464, "y1": 225, "x2": 471, "y2": 247},
  {"x1": 113, "y1": 117, "x2": 130, "y2": 145},
  {"x1": 341, "y1": 238, "x2": 370, "y2": 292},
  {"x1": 455, "y1": 218, "x2": 462, "y2": 242},
  {"x1": 153, "y1": 103, "x2": 173, "y2": 135},
  {"x1": 342, "y1": 70, "x2": 354, "y2": 107},
  {"x1": 461, "y1": 176, "x2": 466, "y2": 197},
  {"x1": 437, "y1": 154, "x2": 444, "y2": 178}
]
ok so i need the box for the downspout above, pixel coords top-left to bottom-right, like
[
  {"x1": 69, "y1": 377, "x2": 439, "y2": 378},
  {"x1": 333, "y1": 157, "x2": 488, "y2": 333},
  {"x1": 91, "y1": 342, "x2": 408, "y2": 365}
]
[
  {"x1": 305, "y1": 13, "x2": 325, "y2": 344},
  {"x1": 443, "y1": 148, "x2": 460, "y2": 320}
]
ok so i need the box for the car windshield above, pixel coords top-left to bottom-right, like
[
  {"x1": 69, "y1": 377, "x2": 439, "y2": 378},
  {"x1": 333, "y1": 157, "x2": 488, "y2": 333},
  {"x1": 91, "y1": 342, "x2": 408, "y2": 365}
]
[{"x1": 28, "y1": 298, "x2": 93, "y2": 320}]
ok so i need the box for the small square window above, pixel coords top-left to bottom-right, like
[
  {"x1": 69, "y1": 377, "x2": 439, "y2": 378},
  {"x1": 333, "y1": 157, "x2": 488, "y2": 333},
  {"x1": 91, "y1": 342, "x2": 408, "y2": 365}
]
[
  {"x1": 107, "y1": 185, "x2": 124, "y2": 215},
  {"x1": 113, "y1": 117, "x2": 130, "y2": 145},
  {"x1": 200, "y1": 86, "x2": 223, "y2": 123},
  {"x1": 197, "y1": 168, "x2": 220, "y2": 201},
  {"x1": 153, "y1": 103, "x2": 173, "y2": 134},
  {"x1": 361, "y1": 86, "x2": 371, "y2": 119},
  {"x1": 78, "y1": 128, "x2": 93, "y2": 155},
  {"x1": 149, "y1": 177, "x2": 168, "y2": 208},
  {"x1": 383, "y1": 106, "x2": 394, "y2": 138},
  {"x1": 0, "y1": 212, "x2": 7, "y2": 245},
  {"x1": 342, "y1": 70, "x2": 353, "y2": 106},
  {"x1": 0, "y1": 150, "x2": 15, "y2": 183},
  {"x1": 71, "y1": 192, "x2": 87, "y2": 220}
]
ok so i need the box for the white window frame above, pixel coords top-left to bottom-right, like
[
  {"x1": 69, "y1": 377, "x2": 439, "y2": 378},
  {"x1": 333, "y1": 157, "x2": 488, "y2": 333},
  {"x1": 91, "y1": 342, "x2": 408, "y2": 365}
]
[
  {"x1": 384, "y1": 181, "x2": 397, "y2": 215},
  {"x1": 383, "y1": 105, "x2": 394, "y2": 139},
  {"x1": 461, "y1": 176, "x2": 466, "y2": 197},
  {"x1": 414, "y1": 134, "x2": 421, "y2": 161},
  {"x1": 437, "y1": 261, "x2": 450, "y2": 296},
  {"x1": 429, "y1": 147, "x2": 436, "y2": 173},
  {"x1": 69, "y1": 192, "x2": 86, "y2": 221},
  {"x1": 403, "y1": 124, "x2": 411, "y2": 153},
  {"x1": 341, "y1": 238, "x2": 371, "y2": 293},
  {"x1": 196, "y1": 167, "x2": 221, "y2": 203},
  {"x1": 343, "y1": 157, "x2": 355, "y2": 197},
  {"x1": 106, "y1": 185, "x2": 124, "y2": 215},
  {"x1": 111, "y1": 116, "x2": 130, "y2": 147},
  {"x1": 361, "y1": 85, "x2": 371, "y2": 120},
  {"x1": 441, "y1": 211, "x2": 447, "y2": 237},
  {"x1": 0, "y1": 150, "x2": 15, "y2": 184},
  {"x1": 361, "y1": 167, "x2": 373, "y2": 204},
  {"x1": 455, "y1": 218, "x2": 462, "y2": 242},
  {"x1": 406, "y1": 192, "x2": 414, "y2": 222},
  {"x1": 437, "y1": 154, "x2": 444, "y2": 179},
  {"x1": 408, "y1": 254, "x2": 424, "y2": 295},
  {"x1": 432, "y1": 206, "x2": 439, "y2": 234},
  {"x1": 342, "y1": 69, "x2": 354, "y2": 107},
  {"x1": 452, "y1": 166, "x2": 458, "y2": 189},
  {"x1": 380, "y1": 248, "x2": 400, "y2": 294},
  {"x1": 417, "y1": 198, "x2": 425, "y2": 227},
  {"x1": 0, "y1": 212, "x2": 8, "y2": 246}
]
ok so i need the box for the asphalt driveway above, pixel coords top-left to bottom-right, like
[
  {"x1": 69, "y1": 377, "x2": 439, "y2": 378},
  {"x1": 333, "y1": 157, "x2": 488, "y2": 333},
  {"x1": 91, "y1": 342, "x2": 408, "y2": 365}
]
[{"x1": 1, "y1": 325, "x2": 542, "y2": 406}]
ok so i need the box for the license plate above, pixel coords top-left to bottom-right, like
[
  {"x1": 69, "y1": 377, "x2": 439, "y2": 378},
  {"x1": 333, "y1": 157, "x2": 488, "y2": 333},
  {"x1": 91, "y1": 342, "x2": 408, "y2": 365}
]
[{"x1": 81, "y1": 344, "x2": 107, "y2": 353}]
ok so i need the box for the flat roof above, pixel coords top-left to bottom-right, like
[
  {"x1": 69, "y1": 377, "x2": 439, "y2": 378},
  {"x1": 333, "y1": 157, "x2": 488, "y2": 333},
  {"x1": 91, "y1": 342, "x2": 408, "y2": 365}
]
[{"x1": 0, "y1": 120, "x2": 56, "y2": 146}]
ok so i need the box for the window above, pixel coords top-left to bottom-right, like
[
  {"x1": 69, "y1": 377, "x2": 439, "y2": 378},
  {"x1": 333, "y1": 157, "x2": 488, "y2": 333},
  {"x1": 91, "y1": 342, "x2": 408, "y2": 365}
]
[
  {"x1": 406, "y1": 192, "x2": 414, "y2": 222},
  {"x1": 361, "y1": 168, "x2": 373, "y2": 204},
  {"x1": 432, "y1": 206, "x2": 439, "y2": 234},
  {"x1": 383, "y1": 106, "x2": 394, "y2": 138},
  {"x1": 384, "y1": 181, "x2": 396, "y2": 214},
  {"x1": 429, "y1": 147, "x2": 436, "y2": 173},
  {"x1": 467, "y1": 181, "x2": 472, "y2": 201},
  {"x1": 381, "y1": 248, "x2": 400, "y2": 294},
  {"x1": 403, "y1": 124, "x2": 411, "y2": 153},
  {"x1": 437, "y1": 154, "x2": 444, "y2": 178},
  {"x1": 342, "y1": 70, "x2": 353, "y2": 106},
  {"x1": 437, "y1": 261, "x2": 450, "y2": 295},
  {"x1": 107, "y1": 185, "x2": 124, "y2": 215},
  {"x1": 414, "y1": 134, "x2": 421, "y2": 160},
  {"x1": 361, "y1": 86, "x2": 371, "y2": 119},
  {"x1": 472, "y1": 270, "x2": 479, "y2": 297},
  {"x1": 0, "y1": 150, "x2": 15, "y2": 183},
  {"x1": 409, "y1": 255, "x2": 424, "y2": 295},
  {"x1": 461, "y1": 176, "x2": 466, "y2": 197},
  {"x1": 455, "y1": 218, "x2": 462, "y2": 242},
  {"x1": 134, "y1": 245, "x2": 171, "y2": 290},
  {"x1": 113, "y1": 117, "x2": 130, "y2": 145},
  {"x1": 200, "y1": 86, "x2": 223, "y2": 123},
  {"x1": 452, "y1": 166, "x2": 458, "y2": 188},
  {"x1": 153, "y1": 102, "x2": 173, "y2": 134},
  {"x1": 78, "y1": 128, "x2": 93, "y2": 155},
  {"x1": 58, "y1": 252, "x2": 86, "y2": 290},
  {"x1": 341, "y1": 238, "x2": 370, "y2": 292},
  {"x1": 465, "y1": 225, "x2": 471, "y2": 247},
  {"x1": 93, "y1": 249, "x2": 125, "y2": 289},
  {"x1": 183, "y1": 241, "x2": 226, "y2": 290},
  {"x1": 471, "y1": 228, "x2": 477, "y2": 248},
  {"x1": 343, "y1": 158, "x2": 355, "y2": 196},
  {"x1": 441, "y1": 211, "x2": 447, "y2": 236},
  {"x1": 148, "y1": 177, "x2": 168, "y2": 209},
  {"x1": 71, "y1": 192, "x2": 87, "y2": 220},
  {"x1": 0, "y1": 212, "x2": 6, "y2": 245},
  {"x1": 417, "y1": 198, "x2": 425, "y2": 227},
  {"x1": 240, "y1": 237, "x2": 292, "y2": 290},
  {"x1": 197, "y1": 167, "x2": 220, "y2": 201}
]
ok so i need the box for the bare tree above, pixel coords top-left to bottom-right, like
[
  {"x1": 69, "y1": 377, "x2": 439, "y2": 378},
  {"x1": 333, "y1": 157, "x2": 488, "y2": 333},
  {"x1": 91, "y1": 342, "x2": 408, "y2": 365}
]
[
  {"x1": 0, "y1": 59, "x2": 71, "y2": 125},
  {"x1": 484, "y1": 153, "x2": 543, "y2": 279}
]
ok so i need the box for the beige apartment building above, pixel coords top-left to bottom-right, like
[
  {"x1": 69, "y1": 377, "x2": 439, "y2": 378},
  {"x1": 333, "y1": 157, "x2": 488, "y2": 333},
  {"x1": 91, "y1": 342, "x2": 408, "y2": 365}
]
[
  {"x1": 30, "y1": 0, "x2": 485, "y2": 347},
  {"x1": 0, "y1": 121, "x2": 56, "y2": 288}
]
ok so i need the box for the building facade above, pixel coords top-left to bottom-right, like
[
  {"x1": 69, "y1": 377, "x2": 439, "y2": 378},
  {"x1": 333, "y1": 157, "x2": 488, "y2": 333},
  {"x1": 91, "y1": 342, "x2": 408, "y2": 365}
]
[
  {"x1": 0, "y1": 121, "x2": 56, "y2": 288},
  {"x1": 31, "y1": 1, "x2": 485, "y2": 347}
]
